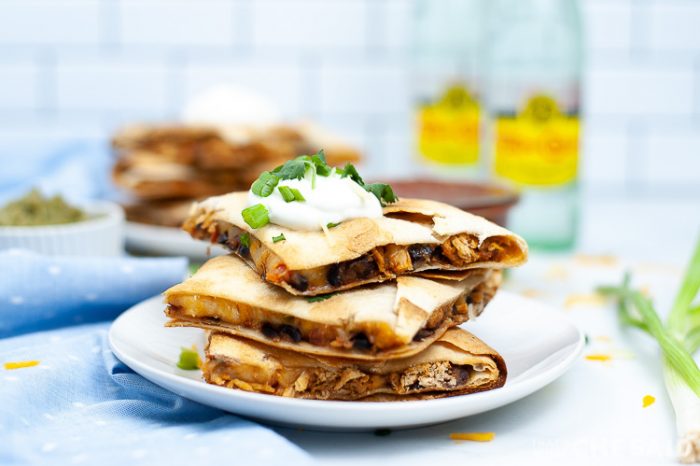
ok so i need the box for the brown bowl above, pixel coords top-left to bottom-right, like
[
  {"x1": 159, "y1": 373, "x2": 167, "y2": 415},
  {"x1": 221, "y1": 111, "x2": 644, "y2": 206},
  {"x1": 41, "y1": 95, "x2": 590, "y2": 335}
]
[{"x1": 383, "y1": 179, "x2": 519, "y2": 227}]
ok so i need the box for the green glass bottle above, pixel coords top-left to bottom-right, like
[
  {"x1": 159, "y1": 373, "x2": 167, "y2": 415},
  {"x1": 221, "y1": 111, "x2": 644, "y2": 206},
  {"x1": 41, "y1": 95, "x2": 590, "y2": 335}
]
[{"x1": 483, "y1": 0, "x2": 583, "y2": 250}]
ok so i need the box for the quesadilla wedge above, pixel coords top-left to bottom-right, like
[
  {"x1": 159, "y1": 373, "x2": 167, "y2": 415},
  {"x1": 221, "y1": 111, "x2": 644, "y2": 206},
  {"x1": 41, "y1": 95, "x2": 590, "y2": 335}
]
[
  {"x1": 164, "y1": 255, "x2": 501, "y2": 360},
  {"x1": 183, "y1": 192, "x2": 527, "y2": 296},
  {"x1": 203, "y1": 328, "x2": 507, "y2": 400}
]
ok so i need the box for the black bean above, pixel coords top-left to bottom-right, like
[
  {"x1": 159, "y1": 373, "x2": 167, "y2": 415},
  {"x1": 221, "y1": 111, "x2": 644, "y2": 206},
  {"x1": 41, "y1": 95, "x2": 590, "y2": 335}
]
[
  {"x1": 327, "y1": 264, "x2": 343, "y2": 287},
  {"x1": 346, "y1": 256, "x2": 378, "y2": 280},
  {"x1": 431, "y1": 245, "x2": 448, "y2": 262},
  {"x1": 454, "y1": 366, "x2": 470, "y2": 385},
  {"x1": 261, "y1": 323, "x2": 279, "y2": 340},
  {"x1": 279, "y1": 324, "x2": 302, "y2": 343},
  {"x1": 216, "y1": 231, "x2": 229, "y2": 244},
  {"x1": 352, "y1": 332, "x2": 372, "y2": 350},
  {"x1": 408, "y1": 244, "x2": 433, "y2": 266},
  {"x1": 466, "y1": 295, "x2": 473, "y2": 305},
  {"x1": 237, "y1": 244, "x2": 251, "y2": 259},
  {"x1": 412, "y1": 329, "x2": 434, "y2": 342},
  {"x1": 288, "y1": 272, "x2": 309, "y2": 292}
]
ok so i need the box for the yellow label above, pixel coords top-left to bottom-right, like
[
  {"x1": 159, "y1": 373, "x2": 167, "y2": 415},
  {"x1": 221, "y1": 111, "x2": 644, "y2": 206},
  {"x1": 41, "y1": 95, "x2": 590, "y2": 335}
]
[
  {"x1": 494, "y1": 94, "x2": 579, "y2": 186},
  {"x1": 417, "y1": 84, "x2": 480, "y2": 165}
]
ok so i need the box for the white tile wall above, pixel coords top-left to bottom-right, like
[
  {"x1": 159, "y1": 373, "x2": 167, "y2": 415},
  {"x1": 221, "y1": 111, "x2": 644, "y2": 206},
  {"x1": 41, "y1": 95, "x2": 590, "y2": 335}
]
[
  {"x1": 319, "y1": 62, "x2": 409, "y2": 116},
  {"x1": 119, "y1": 1, "x2": 239, "y2": 47},
  {"x1": 646, "y1": 127, "x2": 700, "y2": 186},
  {"x1": 0, "y1": 0, "x2": 698, "y2": 198},
  {"x1": 580, "y1": 122, "x2": 629, "y2": 186},
  {"x1": 586, "y1": 65, "x2": 695, "y2": 116},
  {"x1": 56, "y1": 58, "x2": 171, "y2": 112},
  {"x1": 0, "y1": 62, "x2": 41, "y2": 110},
  {"x1": 582, "y1": 0, "x2": 632, "y2": 51},
  {"x1": 648, "y1": 0, "x2": 700, "y2": 51},
  {"x1": 0, "y1": 1, "x2": 101, "y2": 45},
  {"x1": 251, "y1": 0, "x2": 367, "y2": 49}
]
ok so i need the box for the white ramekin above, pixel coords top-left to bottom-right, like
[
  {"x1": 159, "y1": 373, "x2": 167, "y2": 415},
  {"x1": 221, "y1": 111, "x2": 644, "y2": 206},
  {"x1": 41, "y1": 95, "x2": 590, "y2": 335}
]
[{"x1": 0, "y1": 200, "x2": 125, "y2": 256}]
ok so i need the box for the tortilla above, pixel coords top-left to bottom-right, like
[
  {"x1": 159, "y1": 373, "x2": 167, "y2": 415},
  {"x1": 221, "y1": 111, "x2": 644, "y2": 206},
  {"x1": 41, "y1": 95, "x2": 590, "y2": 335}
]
[
  {"x1": 164, "y1": 255, "x2": 501, "y2": 361},
  {"x1": 203, "y1": 327, "x2": 507, "y2": 400},
  {"x1": 184, "y1": 192, "x2": 527, "y2": 295}
]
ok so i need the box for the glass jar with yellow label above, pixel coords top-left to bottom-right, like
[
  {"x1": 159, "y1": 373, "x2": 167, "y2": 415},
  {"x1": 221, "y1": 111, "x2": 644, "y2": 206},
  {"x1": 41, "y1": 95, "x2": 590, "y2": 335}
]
[
  {"x1": 412, "y1": 0, "x2": 485, "y2": 178},
  {"x1": 483, "y1": 0, "x2": 583, "y2": 250}
]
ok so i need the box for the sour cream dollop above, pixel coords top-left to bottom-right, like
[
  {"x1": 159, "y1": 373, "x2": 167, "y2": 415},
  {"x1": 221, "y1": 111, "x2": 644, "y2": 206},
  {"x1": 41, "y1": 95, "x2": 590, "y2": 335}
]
[{"x1": 247, "y1": 170, "x2": 382, "y2": 231}]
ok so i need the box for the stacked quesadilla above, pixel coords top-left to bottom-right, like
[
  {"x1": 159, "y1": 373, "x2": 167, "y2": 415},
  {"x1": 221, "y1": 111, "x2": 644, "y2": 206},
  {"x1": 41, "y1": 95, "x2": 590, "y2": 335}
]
[{"x1": 164, "y1": 157, "x2": 527, "y2": 401}]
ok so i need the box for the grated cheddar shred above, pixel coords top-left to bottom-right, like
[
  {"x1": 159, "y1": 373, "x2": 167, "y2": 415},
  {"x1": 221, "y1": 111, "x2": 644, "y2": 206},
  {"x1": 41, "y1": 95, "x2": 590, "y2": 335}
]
[
  {"x1": 4, "y1": 360, "x2": 40, "y2": 370},
  {"x1": 450, "y1": 432, "x2": 495, "y2": 442},
  {"x1": 642, "y1": 395, "x2": 656, "y2": 408},
  {"x1": 585, "y1": 353, "x2": 612, "y2": 362}
]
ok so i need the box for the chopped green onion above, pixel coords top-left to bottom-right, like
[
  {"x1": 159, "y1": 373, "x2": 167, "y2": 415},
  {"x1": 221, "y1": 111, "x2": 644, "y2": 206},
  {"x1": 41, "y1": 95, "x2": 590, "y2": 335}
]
[
  {"x1": 272, "y1": 233, "x2": 286, "y2": 243},
  {"x1": 306, "y1": 293, "x2": 336, "y2": 303},
  {"x1": 278, "y1": 186, "x2": 296, "y2": 202},
  {"x1": 326, "y1": 222, "x2": 340, "y2": 229},
  {"x1": 251, "y1": 171, "x2": 279, "y2": 197},
  {"x1": 241, "y1": 204, "x2": 269, "y2": 229},
  {"x1": 177, "y1": 346, "x2": 201, "y2": 370},
  {"x1": 290, "y1": 188, "x2": 305, "y2": 201},
  {"x1": 598, "y1": 235, "x2": 700, "y2": 463},
  {"x1": 239, "y1": 232, "x2": 250, "y2": 248},
  {"x1": 277, "y1": 186, "x2": 305, "y2": 203}
]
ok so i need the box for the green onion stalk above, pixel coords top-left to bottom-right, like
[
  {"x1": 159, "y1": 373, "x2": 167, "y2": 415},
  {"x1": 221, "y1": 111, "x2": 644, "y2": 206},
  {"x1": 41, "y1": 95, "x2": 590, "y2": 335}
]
[{"x1": 599, "y1": 235, "x2": 700, "y2": 463}]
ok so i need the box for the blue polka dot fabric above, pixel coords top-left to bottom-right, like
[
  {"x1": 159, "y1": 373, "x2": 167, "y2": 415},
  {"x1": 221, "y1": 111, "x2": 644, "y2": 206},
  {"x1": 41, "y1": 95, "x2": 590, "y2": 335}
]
[
  {"x1": 0, "y1": 250, "x2": 311, "y2": 465},
  {"x1": 0, "y1": 249, "x2": 187, "y2": 338}
]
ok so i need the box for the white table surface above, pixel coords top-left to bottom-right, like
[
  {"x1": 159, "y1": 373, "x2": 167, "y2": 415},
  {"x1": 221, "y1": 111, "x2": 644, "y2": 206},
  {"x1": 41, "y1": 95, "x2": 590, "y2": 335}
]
[{"x1": 273, "y1": 196, "x2": 700, "y2": 465}]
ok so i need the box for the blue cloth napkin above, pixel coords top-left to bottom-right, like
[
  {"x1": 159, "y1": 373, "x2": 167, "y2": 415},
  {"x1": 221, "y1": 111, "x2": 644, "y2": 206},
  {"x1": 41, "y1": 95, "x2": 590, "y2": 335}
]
[
  {"x1": 0, "y1": 325, "x2": 311, "y2": 466},
  {"x1": 0, "y1": 250, "x2": 188, "y2": 338},
  {"x1": 0, "y1": 141, "x2": 115, "y2": 204},
  {"x1": 0, "y1": 250, "x2": 312, "y2": 465}
]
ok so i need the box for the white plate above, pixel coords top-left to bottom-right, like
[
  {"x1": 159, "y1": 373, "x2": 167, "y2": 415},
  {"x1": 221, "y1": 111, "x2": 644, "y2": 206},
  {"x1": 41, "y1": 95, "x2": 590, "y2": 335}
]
[
  {"x1": 109, "y1": 292, "x2": 583, "y2": 431},
  {"x1": 125, "y1": 222, "x2": 226, "y2": 260}
]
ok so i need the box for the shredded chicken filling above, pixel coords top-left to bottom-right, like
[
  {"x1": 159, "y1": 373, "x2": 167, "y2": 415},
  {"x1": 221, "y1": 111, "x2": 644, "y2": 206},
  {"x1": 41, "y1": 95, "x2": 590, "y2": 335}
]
[
  {"x1": 204, "y1": 358, "x2": 481, "y2": 400},
  {"x1": 185, "y1": 219, "x2": 516, "y2": 295}
]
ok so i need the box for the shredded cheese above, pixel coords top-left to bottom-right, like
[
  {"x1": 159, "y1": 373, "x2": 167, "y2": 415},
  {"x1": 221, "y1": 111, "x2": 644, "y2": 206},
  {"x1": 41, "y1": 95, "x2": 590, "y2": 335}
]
[
  {"x1": 573, "y1": 254, "x2": 618, "y2": 267},
  {"x1": 642, "y1": 395, "x2": 656, "y2": 408},
  {"x1": 450, "y1": 432, "x2": 495, "y2": 442},
  {"x1": 564, "y1": 293, "x2": 606, "y2": 309},
  {"x1": 585, "y1": 353, "x2": 612, "y2": 362},
  {"x1": 4, "y1": 360, "x2": 40, "y2": 370}
]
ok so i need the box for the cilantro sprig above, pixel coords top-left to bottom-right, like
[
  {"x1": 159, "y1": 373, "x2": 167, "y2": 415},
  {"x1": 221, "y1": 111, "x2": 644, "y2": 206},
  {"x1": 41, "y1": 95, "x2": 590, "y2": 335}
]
[
  {"x1": 339, "y1": 163, "x2": 398, "y2": 206},
  {"x1": 269, "y1": 150, "x2": 331, "y2": 189},
  {"x1": 306, "y1": 293, "x2": 336, "y2": 303}
]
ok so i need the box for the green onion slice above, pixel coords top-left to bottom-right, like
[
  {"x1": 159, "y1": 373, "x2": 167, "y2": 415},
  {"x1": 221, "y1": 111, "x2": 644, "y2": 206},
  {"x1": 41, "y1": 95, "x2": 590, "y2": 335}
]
[
  {"x1": 251, "y1": 172, "x2": 279, "y2": 197},
  {"x1": 239, "y1": 232, "x2": 250, "y2": 248},
  {"x1": 278, "y1": 186, "x2": 296, "y2": 202},
  {"x1": 241, "y1": 203, "x2": 269, "y2": 229},
  {"x1": 176, "y1": 346, "x2": 201, "y2": 370}
]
